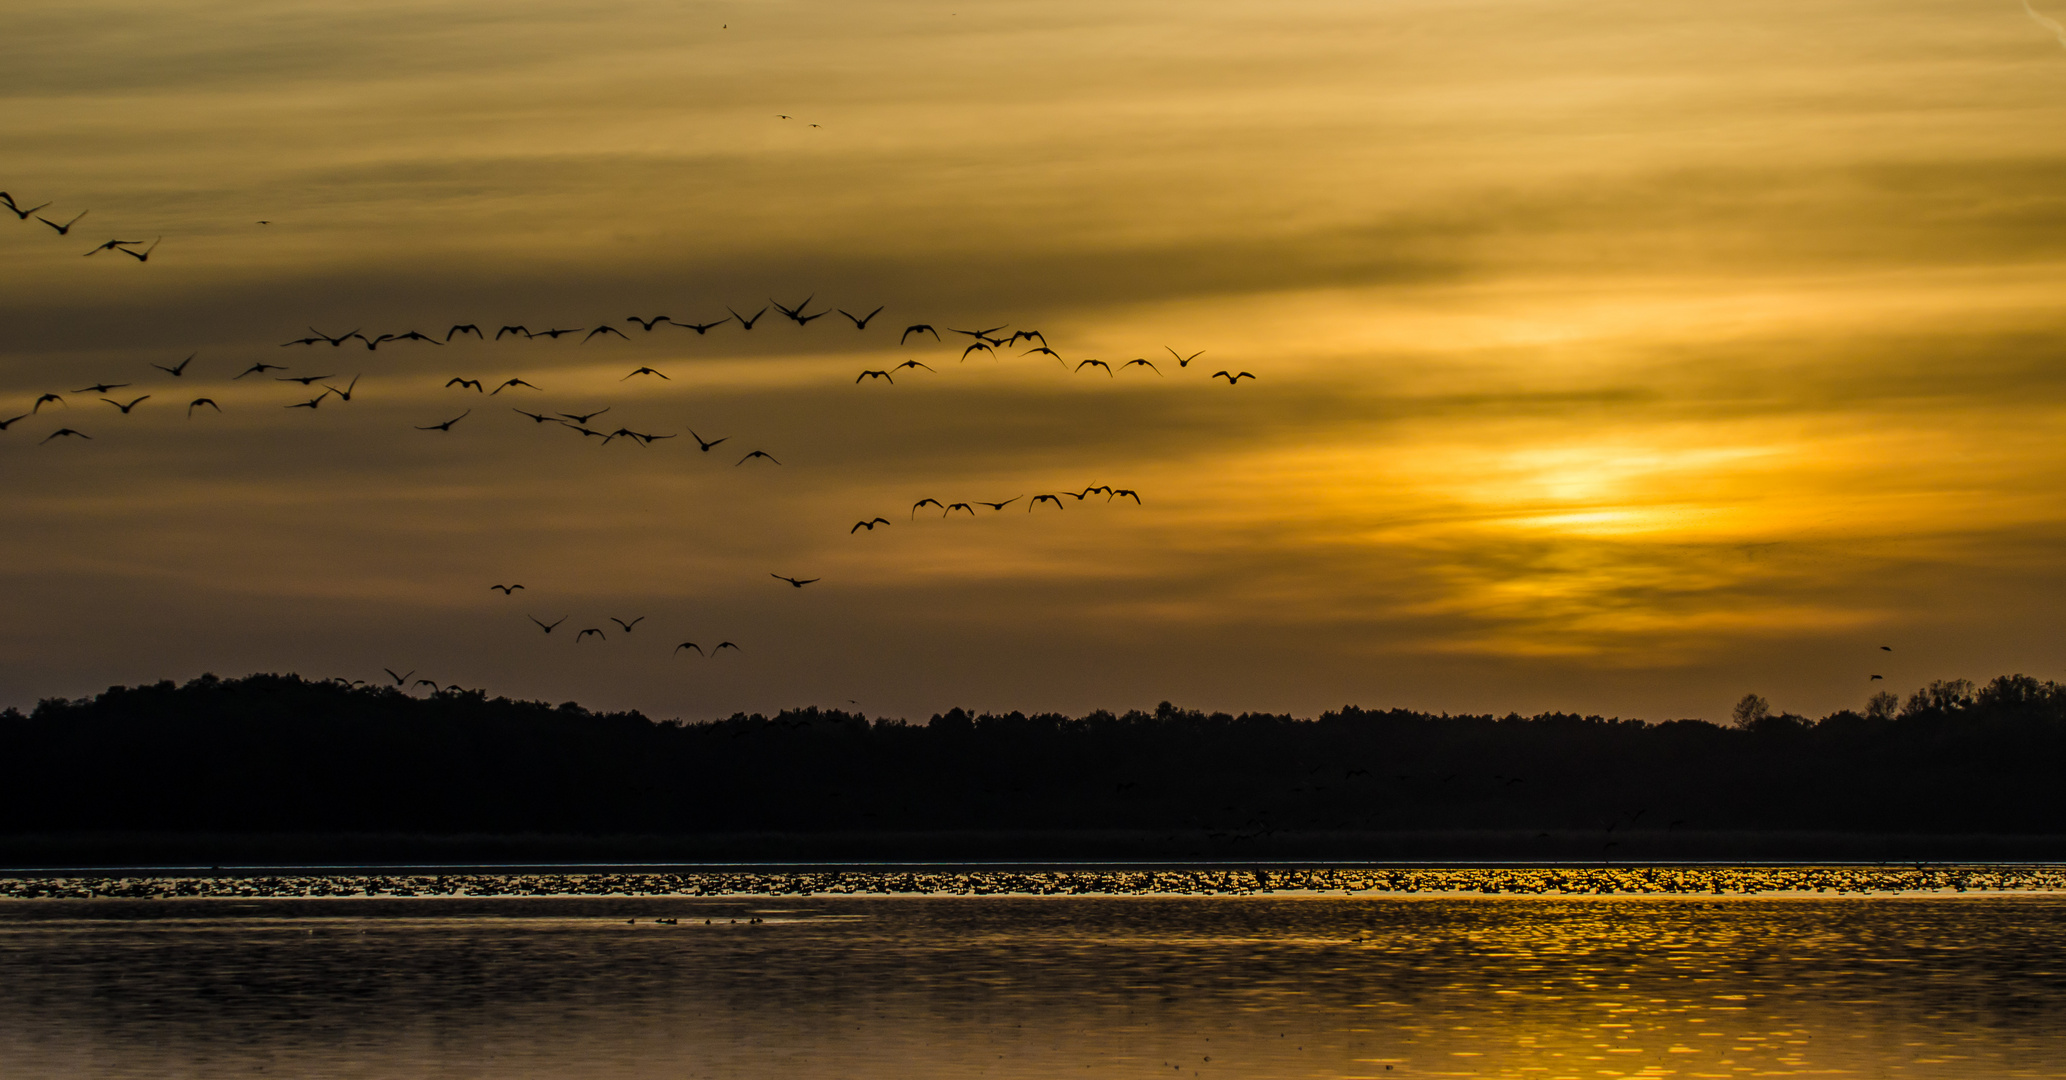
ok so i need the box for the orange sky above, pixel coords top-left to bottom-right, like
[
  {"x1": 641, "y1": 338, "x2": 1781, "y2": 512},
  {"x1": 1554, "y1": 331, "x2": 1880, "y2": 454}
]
[{"x1": 5, "y1": 0, "x2": 2066, "y2": 721}]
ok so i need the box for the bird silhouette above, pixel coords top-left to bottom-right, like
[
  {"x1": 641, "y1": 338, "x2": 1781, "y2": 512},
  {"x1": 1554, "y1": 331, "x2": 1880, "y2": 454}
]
[
  {"x1": 553, "y1": 408, "x2": 606, "y2": 425},
  {"x1": 771, "y1": 295, "x2": 814, "y2": 323},
  {"x1": 1029, "y1": 494, "x2": 1065, "y2": 511},
  {"x1": 586, "y1": 324, "x2": 630, "y2": 342},
  {"x1": 960, "y1": 342, "x2": 995, "y2": 362},
  {"x1": 610, "y1": 616, "x2": 645, "y2": 632},
  {"x1": 688, "y1": 429, "x2": 727, "y2": 452},
  {"x1": 83, "y1": 238, "x2": 142, "y2": 256},
  {"x1": 280, "y1": 334, "x2": 323, "y2": 347},
  {"x1": 383, "y1": 668, "x2": 414, "y2": 686},
  {"x1": 1111, "y1": 489, "x2": 1142, "y2": 503},
  {"x1": 855, "y1": 369, "x2": 894, "y2": 384},
  {"x1": 840, "y1": 306, "x2": 884, "y2": 329},
  {"x1": 0, "y1": 414, "x2": 26, "y2": 430},
  {"x1": 1, "y1": 193, "x2": 51, "y2": 220},
  {"x1": 1075, "y1": 359, "x2": 1113, "y2": 376},
  {"x1": 949, "y1": 325, "x2": 1008, "y2": 344},
  {"x1": 151, "y1": 353, "x2": 195, "y2": 376},
  {"x1": 490, "y1": 584, "x2": 525, "y2": 594},
  {"x1": 445, "y1": 377, "x2": 484, "y2": 392},
  {"x1": 415, "y1": 679, "x2": 441, "y2": 691},
  {"x1": 1211, "y1": 370, "x2": 1255, "y2": 384},
  {"x1": 1880, "y1": 645, "x2": 1893, "y2": 651},
  {"x1": 976, "y1": 497, "x2": 1021, "y2": 511},
  {"x1": 187, "y1": 398, "x2": 220, "y2": 417},
  {"x1": 37, "y1": 210, "x2": 88, "y2": 236},
  {"x1": 1122, "y1": 358, "x2": 1161, "y2": 375},
  {"x1": 304, "y1": 327, "x2": 359, "y2": 347},
  {"x1": 285, "y1": 392, "x2": 331, "y2": 410},
  {"x1": 1022, "y1": 347, "x2": 1064, "y2": 363},
  {"x1": 393, "y1": 330, "x2": 442, "y2": 345},
  {"x1": 75, "y1": 382, "x2": 128, "y2": 395},
  {"x1": 713, "y1": 641, "x2": 740, "y2": 653},
  {"x1": 495, "y1": 325, "x2": 531, "y2": 340},
  {"x1": 674, "y1": 642, "x2": 704, "y2": 656},
  {"x1": 512, "y1": 408, "x2": 559, "y2": 423},
  {"x1": 491, "y1": 379, "x2": 539, "y2": 394},
  {"x1": 771, "y1": 574, "x2": 820, "y2": 587},
  {"x1": 737, "y1": 450, "x2": 780, "y2": 465},
  {"x1": 728, "y1": 306, "x2": 768, "y2": 329},
  {"x1": 325, "y1": 375, "x2": 361, "y2": 402},
  {"x1": 235, "y1": 362, "x2": 286, "y2": 379},
  {"x1": 101, "y1": 395, "x2": 149, "y2": 414},
  {"x1": 1166, "y1": 347, "x2": 1204, "y2": 368},
  {"x1": 447, "y1": 324, "x2": 484, "y2": 340},
  {"x1": 416, "y1": 410, "x2": 470, "y2": 431},
  {"x1": 626, "y1": 315, "x2": 672, "y2": 331},
  {"x1": 40, "y1": 428, "x2": 89, "y2": 444},
  {"x1": 851, "y1": 517, "x2": 891, "y2": 532},
  {"x1": 277, "y1": 374, "x2": 333, "y2": 386},
  {"x1": 892, "y1": 360, "x2": 935, "y2": 374},
  {"x1": 945, "y1": 502, "x2": 976, "y2": 516},
  {"x1": 678, "y1": 316, "x2": 732, "y2": 334},
  {"x1": 576, "y1": 628, "x2": 606, "y2": 642},
  {"x1": 1007, "y1": 330, "x2": 1048, "y2": 347},
  {"x1": 911, "y1": 498, "x2": 944, "y2": 518},
  {"x1": 1073, "y1": 485, "x2": 1112, "y2": 500},
  {"x1": 1871, "y1": 674, "x2": 1884, "y2": 680},
  {"x1": 901, "y1": 324, "x2": 941, "y2": 344},
  {"x1": 622, "y1": 366, "x2": 669, "y2": 381},
  {"x1": 33, "y1": 393, "x2": 63, "y2": 412},
  {"x1": 529, "y1": 615, "x2": 567, "y2": 633},
  {"x1": 115, "y1": 237, "x2": 161, "y2": 262},
  {"x1": 530, "y1": 327, "x2": 583, "y2": 339}
]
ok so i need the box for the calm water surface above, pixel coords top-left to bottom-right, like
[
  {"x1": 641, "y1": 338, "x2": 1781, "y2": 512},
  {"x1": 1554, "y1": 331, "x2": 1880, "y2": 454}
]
[{"x1": 1, "y1": 894, "x2": 2061, "y2": 1079}]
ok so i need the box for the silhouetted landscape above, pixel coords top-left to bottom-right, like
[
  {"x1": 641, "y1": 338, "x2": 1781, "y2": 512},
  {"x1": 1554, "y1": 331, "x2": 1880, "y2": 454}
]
[{"x1": 4, "y1": 673, "x2": 2063, "y2": 865}]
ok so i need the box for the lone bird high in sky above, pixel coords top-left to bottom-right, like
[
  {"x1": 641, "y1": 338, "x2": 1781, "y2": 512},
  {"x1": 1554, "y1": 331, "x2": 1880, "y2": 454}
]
[{"x1": 1, "y1": 0, "x2": 2064, "y2": 723}]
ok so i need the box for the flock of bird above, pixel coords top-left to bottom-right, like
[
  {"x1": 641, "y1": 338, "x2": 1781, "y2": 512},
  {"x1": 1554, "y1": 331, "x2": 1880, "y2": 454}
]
[{"x1": 7, "y1": 193, "x2": 1259, "y2": 689}]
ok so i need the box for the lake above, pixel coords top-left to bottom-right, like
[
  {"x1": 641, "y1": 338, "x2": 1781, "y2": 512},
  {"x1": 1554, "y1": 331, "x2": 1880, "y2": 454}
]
[{"x1": 1, "y1": 891, "x2": 2061, "y2": 1079}]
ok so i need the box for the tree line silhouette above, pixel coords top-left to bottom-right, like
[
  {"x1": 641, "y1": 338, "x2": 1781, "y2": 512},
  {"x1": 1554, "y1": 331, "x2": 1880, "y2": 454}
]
[{"x1": 2, "y1": 673, "x2": 2063, "y2": 859}]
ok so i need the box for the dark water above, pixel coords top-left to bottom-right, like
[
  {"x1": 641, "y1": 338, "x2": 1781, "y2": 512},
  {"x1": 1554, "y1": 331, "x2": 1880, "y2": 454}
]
[{"x1": 2, "y1": 894, "x2": 2062, "y2": 1079}]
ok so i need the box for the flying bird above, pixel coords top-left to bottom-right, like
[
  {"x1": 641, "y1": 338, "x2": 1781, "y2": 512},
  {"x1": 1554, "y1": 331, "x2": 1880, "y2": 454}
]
[
  {"x1": 713, "y1": 641, "x2": 740, "y2": 653},
  {"x1": 901, "y1": 324, "x2": 940, "y2": 344},
  {"x1": 610, "y1": 616, "x2": 645, "y2": 632},
  {"x1": 855, "y1": 369, "x2": 894, "y2": 384},
  {"x1": 491, "y1": 379, "x2": 539, "y2": 394},
  {"x1": 1122, "y1": 358, "x2": 1161, "y2": 375},
  {"x1": 622, "y1": 367, "x2": 669, "y2": 380},
  {"x1": 948, "y1": 325, "x2": 1008, "y2": 344},
  {"x1": 415, "y1": 680, "x2": 442, "y2": 691},
  {"x1": 1022, "y1": 347, "x2": 1064, "y2": 363},
  {"x1": 961, "y1": 342, "x2": 994, "y2": 360},
  {"x1": 277, "y1": 374, "x2": 333, "y2": 385},
  {"x1": 490, "y1": 584, "x2": 524, "y2": 594},
  {"x1": 893, "y1": 360, "x2": 935, "y2": 373},
  {"x1": 495, "y1": 325, "x2": 531, "y2": 340},
  {"x1": 737, "y1": 450, "x2": 780, "y2": 465},
  {"x1": 0, "y1": 414, "x2": 26, "y2": 430},
  {"x1": 37, "y1": 210, "x2": 88, "y2": 235},
  {"x1": 585, "y1": 324, "x2": 629, "y2": 342},
  {"x1": 74, "y1": 382, "x2": 128, "y2": 395},
  {"x1": 1111, "y1": 488, "x2": 1142, "y2": 503},
  {"x1": 512, "y1": 408, "x2": 558, "y2": 423},
  {"x1": 840, "y1": 306, "x2": 884, "y2": 329},
  {"x1": 187, "y1": 398, "x2": 220, "y2": 417},
  {"x1": 83, "y1": 239, "x2": 142, "y2": 256},
  {"x1": 771, "y1": 295, "x2": 813, "y2": 323},
  {"x1": 530, "y1": 327, "x2": 583, "y2": 339},
  {"x1": 674, "y1": 642, "x2": 704, "y2": 656},
  {"x1": 688, "y1": 429, "x2": 727, "y2": 451},
  {"x1": 911, "y1": 498, "x2": 943, "y2": 518},
  {"x1": 678, "y1": 316, "x2": 732, "y2": 334},
  {"x1": 1029, "y1": 494, "x2": 1065, "y2": 511},
  {"x1": 1880, "y1": 645, "x2": 1893, "y2": 651},
  {"x1": 0, "y1": 193, "x2": 51, "y2": 220},
  {"x1": 447, "y1": 324, "x2": 484, "y2": 341},
  {"x1": 308, "y1": 327, "x2": 360, "y2": 347},
  {"x1": 280, "y1": 335, "x2": 323, "y2": 347},
  {"x1": 626, "y1": 315, "x2": 672, "y2": 331},
  {"x1": 728, "y1": 306, "x2": 768, "y2": 329},
  {"x1": 383, "y1": 668, "x2": 414, "y2": 687},
  {"x1": 116, "y1": 237, "x2": 162, "y2": 262},
  {"x1": 560, "y1": 408, "x2": 609, "y2": 424},
  {"x1": 1166, "y1": 347, "x2": 1204, "y2": 368},
  {"x1": 151, "y1": 353, "x2": 195, "y2": 376},
  {"x1": 1007, "y1": 330, "x2": 1048, "y2": 348},
  {"x1": 388, "y1": 330, "x2": 442, "y2": 345},
  {"x1": 1871, "y1": 675, "x2": 1884, "y2": 680},
  {"x1": 771, "y1": 574, "x2": 820, "y2": 587},
  {"x1": 576, "y1": 628, "x2": 606, "y2": 642},
  {"x1": 1074, "y1": 485, "x2": 1113, "y2": 500},
  {"x1": 415, "y1": 410, "x2": 470, "y2": 431},
  {"x1": 101, "y1": 395, "x2": 149, "y2": 414},
  {"x1": 40, "y1": 428, "x2": 89, "y2": 444},
  {"x1": 976, "y1": 497, "x2": 1021, "y2": 511},
  {"x1": 236, "y1": 363, "x2": 286, "y2": 379},
  {"x1": 944, "y1": 502, "x2": 976, "y2": 516},
  {"x1": 529, "y1": 615, "x2": 567, "y2": 633},
  {"x1": 1075, "y1": 359, "x2": 1113, "y2": 376},
  {"x1": 33, "y1": 394, "x2": 63, "y2": 411},
  {"x1": 445, "y1": 377, "x2": 484, "y2": 392},
  {"x1": 1211, "y1": 370, "x2": 1255, "y2": 384},
  {"x1": 851, "y1": 517, "x2": 891, "y2": 532},
  {"x1": 326, "y1": 375, "x2": 362, "y2": 402},
  {"x1": 285, "y1": 392, "x2": 331, "y2": 409}
]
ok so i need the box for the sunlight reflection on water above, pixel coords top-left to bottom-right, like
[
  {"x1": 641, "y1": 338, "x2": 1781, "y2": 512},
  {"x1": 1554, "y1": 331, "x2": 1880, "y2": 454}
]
[{"x1": 0, "y1": 894, "x2": 2060, "y2": 1079}]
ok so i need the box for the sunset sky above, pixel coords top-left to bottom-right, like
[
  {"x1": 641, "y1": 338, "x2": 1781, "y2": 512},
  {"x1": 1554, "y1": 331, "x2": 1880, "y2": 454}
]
[{"x1": 5, "y1": 0, "x2": 2066, "y2": 722}]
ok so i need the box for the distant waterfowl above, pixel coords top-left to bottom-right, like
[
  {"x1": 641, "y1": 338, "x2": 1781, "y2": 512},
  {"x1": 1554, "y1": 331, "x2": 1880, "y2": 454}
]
[
  {"x1": 840, "y1": 306, "x2": 884, "y2": 329},
  {"x1": 447, "y1": 324, "x2": 484, "y2": 340},
  {"x1": 852, "y1": 517, "x2": 891, "y2": 532},
  {"x1": 976, "y1": 497, "x2": 1020, "y2": 511},
  {"x1": 713, "y1": 641, "x2": 740, "y2": 653},
  {"x1": 490, "y1": 584, "x2": 524, "y2": 594},
  {"x1": 1112, "y1": 488, "x2": 1142, "y2": 503},
  {"x1": 187, "y1": 398, "x2": 220, "y2": 417},
  {"x1": 689, "y1": 429, "x2": 727, "y2": 452},
  {"x1": 496, "y1": 325, "x2": 531, "y2": 340},
  {"x1": 83, "y1": 238, "x2": 142, "y2": 256},
  {"x1": 74, "y1": 382, "x2": 128, "y2": 395},
  {"x1": 33, "y1": 393, "x2": 63, "y2": 411},
  {"x1": 415, "y1": 410, "x2": 470, "y2": 431},
  {"x1": 678, "y1": 316, "x2": 732, "y2": 334},
  {"x1": 728, "y1": 306, "x2": 768, "y2": 329},
  {"x1": 1211, "y1": 370, "x2": 1255, "y2": 384},
  {"x1": 559, "y1": 408, "x2": 609, "y2": 424},
  {"x1": 901, "y1": 324, "x2": 940, "y2": 344},
  {"x1": 115, "y1": 237, "x2": 161, "y2": 262},
  {"x1": 856, "y1": 369, "x2": 894, "y2": 384},
  {"x1": 492, "y1": 379, "x2": 540, "y2": 394},
  {"x1": 445, "y1": 378, "x2": 484, "y2": 392},
  {"x1": 1166, "y1": 347, "x2": 1204, "y2": 368},
  {"x1": 0, "y1": 193, "x2": 51, "y2": 219},
  {"x1": 40, "y1": 428, "x2": 89, "y2": 443},
  {"x1": 674, "y1": 642, "x2": 704, "y2": 656},
  {"x1": 383, "y1": 668, "x2": 413, "y2": 686},
  {"x1": 771, "y1": 574, "x2": 819, "y2": 587},
  {"x1": 576, "y1": 627, "x2": 606, "y2": 641},
  {"x1": 235, "y1": 363, "x2": 286, "y2": 378},
  {"x1": 912, "y1": 498, "x2": 943, "y2": 517},
  {"x1": 101, "y1": 395, "x2": 149, "y2": 414},
  {"x1": 151, "y1": 353, "x2": 195, "y2": 376},
  {"x1": 529, "y1": 615, "x2": 567, "y2": 633},
  {"x1": 737, "y1": 450, "x2": 780, "y2": 465},
  {"x1": 278, "y1": 374, "x2": 333, "y2": 386},
  {"x1": 1029, "y1": 494, "x2": 1065, "y2": 511},
  {"x1": 893, "y1": 360, "x2": 935, "y2": 373},
  {"x1": 1075, "y1": 359, "x2": 1112, "y2": 376},
  {"x1": 626, "y1": 315, "x2": 672, "y2": 331},
  {"x1": 586, "y1": 324, "x2": 629, "y2": 341},
  {"x1": 1121, "y1": 358, "x2": 1161, "y2": 375},
  {"x1": 37, "y1": 210, "x2": 88, "y2": 235},
  {"x1": 622, "y1": 366, "x2": 669, "y2": 380},
  {"x1": 610, "y1": 617, "x2": 645, "y2": 632}
]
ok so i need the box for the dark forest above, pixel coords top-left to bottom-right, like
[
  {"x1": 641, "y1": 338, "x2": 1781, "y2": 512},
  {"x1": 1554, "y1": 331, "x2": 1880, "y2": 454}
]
[{"x1": 4, "y1": 673, "x2": 2063, "y2": 864}]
